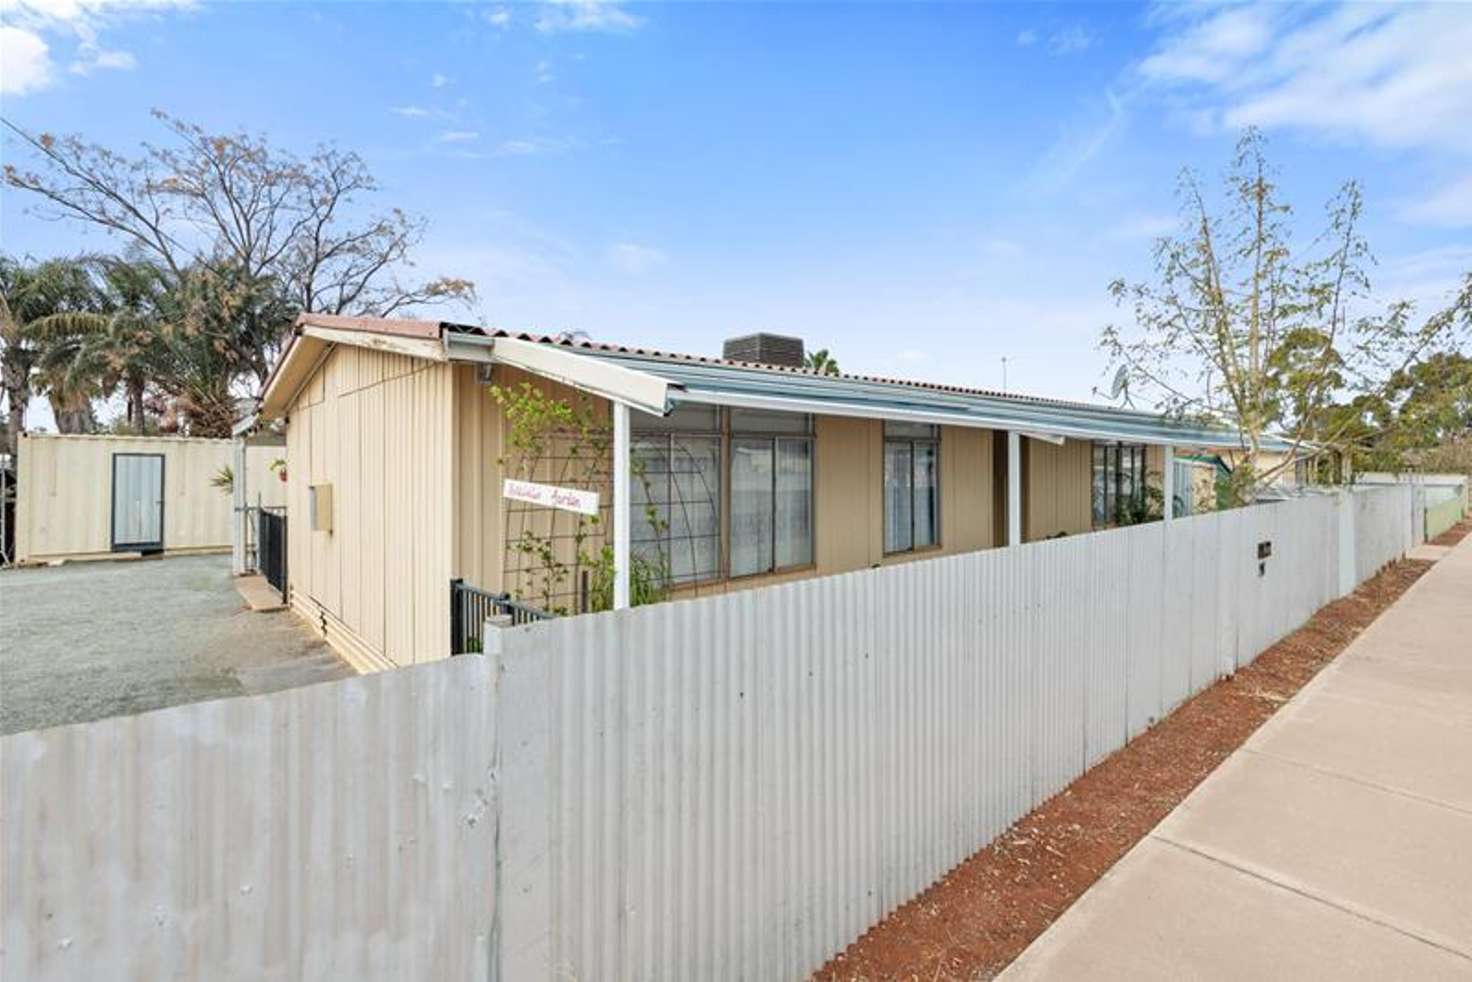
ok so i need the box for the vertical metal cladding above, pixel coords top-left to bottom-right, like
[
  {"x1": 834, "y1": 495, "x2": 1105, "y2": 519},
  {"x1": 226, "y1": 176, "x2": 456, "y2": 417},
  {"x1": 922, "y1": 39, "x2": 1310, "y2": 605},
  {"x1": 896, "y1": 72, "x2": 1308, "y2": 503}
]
[
  {"x1": 0, "y1": 657, "x2": 498, "y2": 982},
  {"x1": 493, "y1": 490, "x2": 1409, "y2": 981}
]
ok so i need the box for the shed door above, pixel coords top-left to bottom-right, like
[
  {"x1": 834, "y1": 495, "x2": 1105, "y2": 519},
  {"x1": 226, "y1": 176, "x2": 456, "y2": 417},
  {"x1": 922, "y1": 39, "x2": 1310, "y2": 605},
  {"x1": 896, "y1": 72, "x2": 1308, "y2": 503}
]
[{"x1": 112, "y1": 453, "x2": 165, "y2": 551}]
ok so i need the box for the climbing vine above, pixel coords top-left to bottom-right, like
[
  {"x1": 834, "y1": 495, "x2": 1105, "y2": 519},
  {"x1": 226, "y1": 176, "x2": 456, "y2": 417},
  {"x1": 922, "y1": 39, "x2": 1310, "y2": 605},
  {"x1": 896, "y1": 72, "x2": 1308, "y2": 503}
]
[{"x1": 492, "y1": 382, "x2": 670, "y2": 614}]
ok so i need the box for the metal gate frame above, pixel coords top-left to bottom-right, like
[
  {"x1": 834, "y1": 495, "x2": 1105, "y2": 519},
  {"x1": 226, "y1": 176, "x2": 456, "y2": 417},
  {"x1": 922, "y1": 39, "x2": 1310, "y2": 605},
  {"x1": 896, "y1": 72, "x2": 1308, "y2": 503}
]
[
  {"x1": 110, "y1": 453, "x2": 165, "y2": 553},
  {"x1": 258, "y1": 507, "x2": 288, "y2": 595}
]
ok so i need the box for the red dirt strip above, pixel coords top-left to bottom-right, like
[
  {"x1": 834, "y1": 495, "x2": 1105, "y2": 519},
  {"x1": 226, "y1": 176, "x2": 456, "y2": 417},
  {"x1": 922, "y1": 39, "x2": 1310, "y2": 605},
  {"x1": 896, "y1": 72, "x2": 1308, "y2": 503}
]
[{"x1": 816, "y1": 519, "x2": 1470, "y2": 982}]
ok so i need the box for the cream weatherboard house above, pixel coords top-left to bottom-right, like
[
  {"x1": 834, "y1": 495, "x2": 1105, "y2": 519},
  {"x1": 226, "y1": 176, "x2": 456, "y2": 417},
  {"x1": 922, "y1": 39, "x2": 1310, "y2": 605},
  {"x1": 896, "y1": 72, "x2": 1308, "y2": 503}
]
[{"x1": 256, "y1": 314, "x2": 1293, "y2": 673}]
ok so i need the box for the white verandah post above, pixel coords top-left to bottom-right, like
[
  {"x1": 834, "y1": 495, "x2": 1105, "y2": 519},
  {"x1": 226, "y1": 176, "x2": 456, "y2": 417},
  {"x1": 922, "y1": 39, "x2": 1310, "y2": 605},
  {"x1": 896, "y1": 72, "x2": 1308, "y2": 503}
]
[
  {"x1": 1007, "y1": 430, "x2": 1022, "y2": 547},
  {"x1": 613, "y1": 401, "x2": 631, "y2": 610}
]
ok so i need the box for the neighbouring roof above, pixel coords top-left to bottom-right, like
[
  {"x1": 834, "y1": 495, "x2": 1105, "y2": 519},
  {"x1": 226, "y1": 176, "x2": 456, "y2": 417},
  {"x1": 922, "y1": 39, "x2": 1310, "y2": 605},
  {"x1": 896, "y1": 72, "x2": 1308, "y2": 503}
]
[{"x1": 261, "y1": 313, "x2": 1299, "y2": 452}]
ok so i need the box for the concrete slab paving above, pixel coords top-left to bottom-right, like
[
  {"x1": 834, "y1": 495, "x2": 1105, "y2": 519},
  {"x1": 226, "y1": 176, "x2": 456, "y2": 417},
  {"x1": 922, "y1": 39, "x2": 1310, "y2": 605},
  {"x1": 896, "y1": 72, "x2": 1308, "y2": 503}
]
[
  {"x1": 1248, "y1": 691, "x2": 1472, "y2": 811},
  {"x1": 999, "y1": 838, "x2": 1472, "y2": 982},
  {"x1": 1308, "y1": 657, "x2": 1472, "y2": 725},
  {"x1": 1154, "y1": 752, "x2": 1472, "y2": 954},
  {"x1": 999, "y1": 535, "x2": 1472, "y2": 980}
]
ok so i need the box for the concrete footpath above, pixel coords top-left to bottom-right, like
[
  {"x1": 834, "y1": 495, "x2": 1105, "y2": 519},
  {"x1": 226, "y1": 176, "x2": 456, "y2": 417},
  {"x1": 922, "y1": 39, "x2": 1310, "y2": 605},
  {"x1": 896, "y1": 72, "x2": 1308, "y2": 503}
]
[{"x1": 1000, "y1": 536, "x2": 1472, "y2": 981}]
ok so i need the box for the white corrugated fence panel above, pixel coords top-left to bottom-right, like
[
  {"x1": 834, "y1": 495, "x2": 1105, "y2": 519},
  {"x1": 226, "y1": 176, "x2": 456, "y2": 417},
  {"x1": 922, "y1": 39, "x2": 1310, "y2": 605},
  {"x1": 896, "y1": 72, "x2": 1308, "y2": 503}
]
[
  {"x1": 1, "y1": 658, "x2": 498, "y2": 982},
  {"x1": 7, "y1": 489, "x2": 1414, "y2": 982}
]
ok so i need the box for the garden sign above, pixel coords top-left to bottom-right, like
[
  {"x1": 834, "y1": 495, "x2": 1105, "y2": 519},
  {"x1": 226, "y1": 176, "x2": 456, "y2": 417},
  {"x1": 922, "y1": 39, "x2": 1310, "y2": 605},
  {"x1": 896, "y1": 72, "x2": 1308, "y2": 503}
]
[{"x1": 502, "y1": 479, "x2": 600, "y2": 517}]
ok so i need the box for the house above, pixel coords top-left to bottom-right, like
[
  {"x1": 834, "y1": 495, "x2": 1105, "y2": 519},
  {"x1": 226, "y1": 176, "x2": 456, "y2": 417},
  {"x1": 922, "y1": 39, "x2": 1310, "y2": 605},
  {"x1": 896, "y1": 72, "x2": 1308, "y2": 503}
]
[{"x1": 257, "y1": 313, "x2": 1300, "y2": 672}]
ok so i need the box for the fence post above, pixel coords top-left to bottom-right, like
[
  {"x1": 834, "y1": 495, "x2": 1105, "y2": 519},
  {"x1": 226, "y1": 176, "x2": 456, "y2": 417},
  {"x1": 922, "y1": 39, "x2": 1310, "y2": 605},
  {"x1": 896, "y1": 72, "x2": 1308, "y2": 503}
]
[
  {"x1": 482, "y1": 613, "x2": 510, "y2": 982},
  {"x1": 489, "y1": 617, "x2": 554, "y2": 982},
  {"x1": 1337, "y1": 489, "x2": 1356, "y2": 597}
]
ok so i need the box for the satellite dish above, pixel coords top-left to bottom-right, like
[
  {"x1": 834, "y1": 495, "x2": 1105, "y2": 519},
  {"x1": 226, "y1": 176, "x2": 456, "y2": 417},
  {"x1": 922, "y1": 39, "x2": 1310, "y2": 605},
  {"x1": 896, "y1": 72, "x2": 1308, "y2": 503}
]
[{"x1": 1109, "y1": 366, "x2": 1129, "y2": 399}]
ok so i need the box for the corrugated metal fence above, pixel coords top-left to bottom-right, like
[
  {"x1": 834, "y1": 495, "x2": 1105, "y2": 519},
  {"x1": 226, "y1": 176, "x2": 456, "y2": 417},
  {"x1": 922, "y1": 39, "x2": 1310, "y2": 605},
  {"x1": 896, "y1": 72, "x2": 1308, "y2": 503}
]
[
  {"x1": 492, "y1": 487, "x2": 1415, "y2": 981},
  {"x1": 1, "y1": 657, "x2": 498, "y2": 982},
  {"x1": 2, "y1": 487, "x2": 1416, "y2": 981},
  {"x1": 1426, "y1": 496, "x2": 1466, "y2": 541}
]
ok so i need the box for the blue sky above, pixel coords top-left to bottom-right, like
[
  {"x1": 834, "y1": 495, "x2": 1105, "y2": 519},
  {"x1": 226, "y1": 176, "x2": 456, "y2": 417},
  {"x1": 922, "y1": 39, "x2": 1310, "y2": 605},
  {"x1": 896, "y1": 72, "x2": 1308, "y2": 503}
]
[{"x1": 4, "y1": 0, "x2": 1470, "y2": 423}]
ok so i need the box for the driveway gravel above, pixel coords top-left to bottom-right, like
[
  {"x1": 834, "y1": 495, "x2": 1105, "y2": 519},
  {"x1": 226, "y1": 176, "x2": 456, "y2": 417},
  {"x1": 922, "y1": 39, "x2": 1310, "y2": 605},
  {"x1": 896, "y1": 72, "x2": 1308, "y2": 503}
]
[{"x1": 1, "y1": 554, "x2": 351, "y2": 735}]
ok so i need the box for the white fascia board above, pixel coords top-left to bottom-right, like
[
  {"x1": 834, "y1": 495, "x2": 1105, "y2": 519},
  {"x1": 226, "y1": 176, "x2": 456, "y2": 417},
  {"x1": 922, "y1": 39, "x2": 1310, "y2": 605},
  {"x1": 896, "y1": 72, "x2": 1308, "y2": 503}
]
[
  {"x1": 672, "y1": 388, "x2": 1254, "y2": 449},
  {"x1": 472, "y1": 336, "x2": 670, "y2": 416},
  {"x1": 299, "y1": 324, "x2": 448, "y2": 362}
]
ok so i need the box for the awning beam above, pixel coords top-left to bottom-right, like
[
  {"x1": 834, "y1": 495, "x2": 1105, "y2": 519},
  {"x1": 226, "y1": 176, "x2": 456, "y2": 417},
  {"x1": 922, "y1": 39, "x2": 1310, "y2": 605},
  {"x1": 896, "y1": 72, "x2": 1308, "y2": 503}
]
[
  {"x1": 456, "y1": 336, "x2": 670, "y2": 418},
  {"x1": 672, "y1": 389, "x2": 1245, "y2": 450}
]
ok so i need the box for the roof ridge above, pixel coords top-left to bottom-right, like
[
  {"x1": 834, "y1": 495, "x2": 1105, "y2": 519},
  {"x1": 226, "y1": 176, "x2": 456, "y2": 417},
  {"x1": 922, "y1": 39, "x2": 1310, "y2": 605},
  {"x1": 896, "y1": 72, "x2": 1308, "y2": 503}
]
[{"x1": 475, "y1": 326, "x2": 1131, "y2": 413}]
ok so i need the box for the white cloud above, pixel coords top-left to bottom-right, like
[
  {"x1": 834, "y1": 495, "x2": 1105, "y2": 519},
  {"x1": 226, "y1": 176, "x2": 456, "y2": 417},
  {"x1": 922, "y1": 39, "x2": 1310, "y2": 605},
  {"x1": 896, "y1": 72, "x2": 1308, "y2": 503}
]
[
  {"x1": 897, "y1": 349, "x2": 930, "y2": 365},
  {"x1": 1017, "y1": 23, "x2": 1096, "y2": 56},
  {"x1": 983, "y1": 238, "x2": 1025, "y2": 259},
  {"x1": 1032, "y1": 89, "x2": 1125, "y2": 187},
  {"x1": 0, "y1": 0, "x2": 189, "y2": 94},
  {"x1": 1107, "y1": 213, "x2": 1177, "y2": 240},
  {"x1": 1139, "y1": 4, "x2": 1276, "y2": 85},
  {"x1": 1399, "y1": 176, "x2": 1472, "y2": 230},
  {"x1": 1, "y1": 26, "x2": 51, "y2": 94},
  {"x1": 535, "y1": 0, "x2": 642, "y2": 35},
  {"x1": 491, "y1": 135, "x2": 579, "y2": 157},
  {"x1": 1376, "y1": 244, "x2": 1472, "y2": 314},
  {"x1": 535, "y1": 59, "x2": 554, "y2": 84},
  {"x1": 67, "y1": 23, "x2": 133, "y2": 75},
  {"x1": 1140, "y1": 3, "x2": 1472, "y2": 156},
  {"x1": 483, "y1": 6, "x2": 510, "y2": 29},
  {"x1": 391, "y1": 104, "x2": 440, "y2": 119},
  {"x1": 437, "y1": 130, "x2": 479, "y2": 144},
  {"x1": 1048, "y1": 24, "x2": 1094, "y2": 56},
  {"x1": 606, "y1": 241, "x2": 666, "y2": 275},
  {"x1": 431, "y1": 72, "x2": 451, "y2": 88}
]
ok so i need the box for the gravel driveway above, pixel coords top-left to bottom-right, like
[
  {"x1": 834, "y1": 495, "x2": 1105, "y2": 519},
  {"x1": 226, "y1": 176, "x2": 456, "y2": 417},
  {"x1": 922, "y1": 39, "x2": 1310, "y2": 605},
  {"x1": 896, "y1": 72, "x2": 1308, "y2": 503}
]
[{"x1": 1, "y1": 554, "x2": 351, "y2": 735}]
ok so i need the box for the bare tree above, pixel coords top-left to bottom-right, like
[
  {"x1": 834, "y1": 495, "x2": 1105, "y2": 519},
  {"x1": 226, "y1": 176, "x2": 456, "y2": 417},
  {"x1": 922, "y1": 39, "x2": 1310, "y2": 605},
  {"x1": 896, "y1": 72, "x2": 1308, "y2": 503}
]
[
  {"x1": 3, "y1": 112, "x2": 475, "y2": 384},
  {"x1": 1102, "y1": 130, "x2": 1470, "y2": 499}
]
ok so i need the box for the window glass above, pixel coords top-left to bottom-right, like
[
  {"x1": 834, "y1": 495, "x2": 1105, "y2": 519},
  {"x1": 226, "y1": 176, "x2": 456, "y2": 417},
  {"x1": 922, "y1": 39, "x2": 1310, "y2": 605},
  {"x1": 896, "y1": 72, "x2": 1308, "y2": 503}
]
[
  {"x1": 912, "y1": 441, "x2": 938, "y2": 548},
  {"x1": 632, "y1": 433, "x2": 721, "y2": 585},
  {"x1": 884, "y1": 441, "x2": 914, "y2": 553},
  {"x1": 730, "y1": 408, "x2": 812, "y2": 435},
  {"x1": 632, "y1": 403, "x2": 719, "y2": 433},
  {"x1": 1092, "y1": 442, "x2": 1147, "y2": 528},
  {"x1": 775, "y1": 438, "x2": 813, "y2": 568},
  {"x1": 1092, "y1": 444, "x2": 1108, "y2": 526},
  {"x1": 730, "y1": 439, "x2": 774, "y2": 576},
  {"x1": 668, "y1": 437, "x2": 721, "y2": 582},
  {"x1": 884, "y1": 420, "x2": 939, "y2": 440}
]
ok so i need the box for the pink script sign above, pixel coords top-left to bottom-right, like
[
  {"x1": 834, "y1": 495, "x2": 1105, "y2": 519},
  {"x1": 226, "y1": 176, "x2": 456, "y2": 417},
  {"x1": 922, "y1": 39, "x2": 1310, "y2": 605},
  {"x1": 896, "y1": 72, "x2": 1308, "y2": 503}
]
[{"x1": 502, "y1": 479, "x2": 600, "y2": 517}]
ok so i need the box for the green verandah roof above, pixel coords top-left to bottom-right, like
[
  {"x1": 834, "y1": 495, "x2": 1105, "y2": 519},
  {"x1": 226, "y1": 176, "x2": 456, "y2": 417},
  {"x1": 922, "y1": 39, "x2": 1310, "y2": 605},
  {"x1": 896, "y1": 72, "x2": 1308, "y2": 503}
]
[{"x1": 567, "y1": 347, "x2": 1299, "y2": 453}]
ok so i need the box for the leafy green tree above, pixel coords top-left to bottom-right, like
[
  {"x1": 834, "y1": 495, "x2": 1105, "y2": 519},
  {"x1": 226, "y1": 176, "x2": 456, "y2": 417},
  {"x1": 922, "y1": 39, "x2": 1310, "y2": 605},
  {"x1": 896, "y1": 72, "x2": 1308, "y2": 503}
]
[
  {"x1": 805, "y1": 348, "x2": 841, "y2": 375},
  {"x1": 24, "y1": 259, "x2": 171, "y2": 433},
  {"x1": 0, "y1": 255, "x2": 99, "y2": 446},
  {"x1": 1102, "y1": 129, "x2": 1470, "y2": 499},
  {"x1": 1320, "y1": 350, "x2": 1472, "y2": 473}
]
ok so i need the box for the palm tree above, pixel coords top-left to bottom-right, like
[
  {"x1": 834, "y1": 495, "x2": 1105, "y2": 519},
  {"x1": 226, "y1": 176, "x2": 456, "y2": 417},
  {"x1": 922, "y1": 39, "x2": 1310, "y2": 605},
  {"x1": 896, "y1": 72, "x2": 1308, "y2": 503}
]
[
  {"x1": 0, "y1": 256, "x2": 99, "y2": 449},
  {"x1": 805, "y1": 348, "x2": 841, "y2": 376},
  {"x1": 25, "y1": 259, "x2": 170, "y2": 433}
]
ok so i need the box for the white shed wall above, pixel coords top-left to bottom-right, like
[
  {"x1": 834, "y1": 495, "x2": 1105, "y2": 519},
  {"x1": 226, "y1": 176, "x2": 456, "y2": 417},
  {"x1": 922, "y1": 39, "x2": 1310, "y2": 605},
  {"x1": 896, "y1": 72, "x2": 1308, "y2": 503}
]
[{"x1": 14, "y1": 433, "x2": 237, "y2": 563}]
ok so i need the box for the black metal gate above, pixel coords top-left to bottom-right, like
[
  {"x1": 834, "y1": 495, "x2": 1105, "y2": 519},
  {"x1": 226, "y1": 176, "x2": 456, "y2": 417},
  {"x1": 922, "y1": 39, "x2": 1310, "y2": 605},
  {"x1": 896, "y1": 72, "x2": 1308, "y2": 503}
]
[
  {"x1": 258, "y1": 508, "x2": 288, "y2": 595},
  {"x1": 450, "y1": 578, "x2": 551, "y2": 654}
]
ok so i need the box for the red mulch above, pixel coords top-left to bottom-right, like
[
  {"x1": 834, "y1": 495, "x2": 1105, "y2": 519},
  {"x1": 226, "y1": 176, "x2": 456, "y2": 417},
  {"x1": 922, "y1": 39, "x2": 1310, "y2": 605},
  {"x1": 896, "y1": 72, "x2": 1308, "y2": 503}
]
[
  {"x1": 1430, "y1": 514, "x2": 1472, "y2": 547},
  {"x1": 815, "y1": 525, "x2": 1466, "y2": 982}
]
